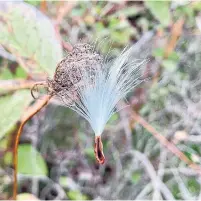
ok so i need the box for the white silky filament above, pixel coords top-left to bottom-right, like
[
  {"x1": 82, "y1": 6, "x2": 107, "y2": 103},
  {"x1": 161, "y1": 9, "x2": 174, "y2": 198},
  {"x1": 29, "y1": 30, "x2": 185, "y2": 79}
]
[{"x1": 66, "y1": 45, "x2": 149, "y2": 136}]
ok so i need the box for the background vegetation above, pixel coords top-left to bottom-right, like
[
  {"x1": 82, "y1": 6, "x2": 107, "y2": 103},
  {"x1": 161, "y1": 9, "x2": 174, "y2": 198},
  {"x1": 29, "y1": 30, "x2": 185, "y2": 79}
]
[{"x1": 1, "y1": 1, "x2": 201, "y2": 200}]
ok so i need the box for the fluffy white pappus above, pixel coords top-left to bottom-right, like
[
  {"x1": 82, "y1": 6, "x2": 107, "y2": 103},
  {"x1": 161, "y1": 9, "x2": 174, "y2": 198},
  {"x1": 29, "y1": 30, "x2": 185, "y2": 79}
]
[{"x1": 68, "y1": 45, "x2": 149, "y2": 136}]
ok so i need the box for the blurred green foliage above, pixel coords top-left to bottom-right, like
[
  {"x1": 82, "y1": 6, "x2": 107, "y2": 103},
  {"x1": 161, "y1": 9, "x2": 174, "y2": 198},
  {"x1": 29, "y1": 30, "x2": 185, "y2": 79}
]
[
  {"x1": 0, "y1": 2, "x2": 62, "y2": 76},
  {"x1": 145, "y1": 1, "x2": 171, "y2": 26},
  {"x1": 67, "y1": 190, "x2": 89, "y2": 200},
  {"x1": 1, "y1": 1, "x2": 201, "y2": 200},
  {"x1": 17, "y1": 144, "x2": 48, "y2": 176},
  {"x1": 0, "y1": 90, "x2": 32, "y2": 140}
]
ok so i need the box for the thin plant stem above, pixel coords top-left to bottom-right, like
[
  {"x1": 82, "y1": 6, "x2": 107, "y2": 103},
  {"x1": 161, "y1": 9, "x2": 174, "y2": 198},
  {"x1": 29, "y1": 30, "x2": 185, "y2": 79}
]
[
  {"x1": 131, "y1": 110, "x2": 201, "y2": 175},
  {"x1": 153, "y1": 18, "x2": 184, "y2": 84},
  {"x1": 13, "y1": 95, "x2": 52, "y2": 199}
]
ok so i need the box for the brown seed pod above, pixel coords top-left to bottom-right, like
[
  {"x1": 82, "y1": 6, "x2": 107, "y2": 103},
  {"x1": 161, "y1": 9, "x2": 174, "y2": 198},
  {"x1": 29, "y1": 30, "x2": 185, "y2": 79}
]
[
  {"x1": 94, "y1": 136, "x2": 105, "y2": 164},
  {"x1": 46, "y1": 43, "x2": 103, "y2": 105}
]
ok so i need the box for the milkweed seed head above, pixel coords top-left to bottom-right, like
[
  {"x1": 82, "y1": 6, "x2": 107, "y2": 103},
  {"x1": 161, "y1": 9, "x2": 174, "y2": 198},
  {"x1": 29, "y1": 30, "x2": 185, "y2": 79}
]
[
  {"x1": 47, "y1": 42, "x2": 148, "y2": 137},
  {"x1": 47, "y1": 43, "x2": 103, "y2": 105}
]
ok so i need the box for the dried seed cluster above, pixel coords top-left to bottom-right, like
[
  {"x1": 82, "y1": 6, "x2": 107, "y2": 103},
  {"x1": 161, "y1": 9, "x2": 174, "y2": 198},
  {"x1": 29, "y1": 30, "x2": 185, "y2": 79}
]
[
  {"x1": 47, "y1": 43, "x2": 103, "y2": 105},
  {"x1": 31, "y1": 42, "x2": 147, "y2": 165}
]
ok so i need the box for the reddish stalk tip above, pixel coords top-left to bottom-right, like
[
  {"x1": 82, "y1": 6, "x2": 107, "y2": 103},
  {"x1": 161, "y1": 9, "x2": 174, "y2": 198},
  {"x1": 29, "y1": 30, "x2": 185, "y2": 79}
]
[{"x1": 94, "y1": 136, "x2": 105, "y2": 164}]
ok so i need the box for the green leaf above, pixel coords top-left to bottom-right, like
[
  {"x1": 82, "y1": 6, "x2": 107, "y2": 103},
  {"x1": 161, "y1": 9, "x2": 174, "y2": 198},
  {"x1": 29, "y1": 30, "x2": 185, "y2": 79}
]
[
  {"x1": 67, "y1": 190, "x2": 88, "y2": 200},
  {"x1": 172, "y1": 184, "x2": 180, "y2": 199},
  {"x1": 0, "y1": 68, "x2": 13, "y2": 79},
  {"x1": 0, "y1": 2, "x2": 62, "y2": 76},
  {"x1": 17, "y1": 193, "x2": 39, "y2": 200},
  {"x1": 162, "y1": 60, "x2": 177, "y2": 72},
  {"x1": 0, "y1": 66, "x2": 27, "y2": 79},
  {"x1": 0, "y1": 90, "x2": 32, "y2": 140},
  {"x1": 84, "y1": 148, "x2": 95, "y2": 160},
  {"x1": 153, "y1": 48, "x2": 179, "y2": 61},
  {"x1": 112, "y1": 6, "x2": 139, "y2": 17},
  {"x1": 192, "y1": 2, "x2": 201, "y2": 11},
  {"x1": 15, "y1": 66, "x2": 27, "y2": 78},
  {"x1": 145, "y1": 1, "x2": 171, "y2": 26},
  {"x1": 152, "y1": 48, "x2": 165, "y2": 58},
  {"x1": 158, "y1": 87, "x2": 169, "y2": 96},
  {"x1": 4, "y1": 151, "x2": 12, "y2": 165},
  {"x1": 24, "y1": 0, "x2": 41, "y2": 6},
  {"x1": 167, "y1": 51, "x2": 179, "y2": 61},
  {"x1": 187, "y1": 178, "x2": 200, "y2": 194},
  {"x1": 131, "y1": 171, "x2": 141, "y2": 184},
  {"x1": 71, "y1": 7, "x2": 86, "y2": 17},
  {"x1": 59, "y1": 176, "x2": 68, "y2": 187},
  {"x1": 18, "y1": 144, "x2": 48, "y2": 176},
  {"x1": 107, "y1": 113, "x2": 119, "y2": 124}
]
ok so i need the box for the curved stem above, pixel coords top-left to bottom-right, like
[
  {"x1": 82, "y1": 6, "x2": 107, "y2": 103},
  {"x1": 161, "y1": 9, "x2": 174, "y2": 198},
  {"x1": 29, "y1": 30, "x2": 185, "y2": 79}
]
[
  {"x1": 13, "y1": 95, "x2": 52, "y2": 199},
  {"x1": 30, "y1": 81, "x2": 47, "y2": 99}
]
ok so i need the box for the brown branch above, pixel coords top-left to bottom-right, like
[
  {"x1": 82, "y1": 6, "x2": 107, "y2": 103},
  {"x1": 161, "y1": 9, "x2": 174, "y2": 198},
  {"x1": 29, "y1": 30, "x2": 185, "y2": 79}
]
[
  {"x1": 40, "y1": 0, "x2": 47, "y2": 14},
  {"x1": 54, "y1": 24, "x2": 73, "y2": 52},
  {"x1": 55, "y1": 2, "x2": 77, "y2": 25},
  {"x1": 12, "y1": 95, "x2": 52, "y2": 200},
  {"x1": 100, "y1": 2, "x2": 126, "y2": 17},
  {"x1": 0, "y1": 80, "x2": 38, "y2": 91},
  {"x1": 61, "y1": 40, "x2": 73, "y2": 52},
  {"x1": 54, "y1": 2, "x2": 76, "y2": 52},
  {"x1": 153, "y1": 18, "x2": 184, "y2": 84},
  {"x1": 164, "y1": 18, "x2": 184, "y2": 58},
  {"x1": 130, "y1": 111, "x2": 201, "y2": 174},
  {"x1": 3, "y1": 45, "x2": 46, "y2": 80}
]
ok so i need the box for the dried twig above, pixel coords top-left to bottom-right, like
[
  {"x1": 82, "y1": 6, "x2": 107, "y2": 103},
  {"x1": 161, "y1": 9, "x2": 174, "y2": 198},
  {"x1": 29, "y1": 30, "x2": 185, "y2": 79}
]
[
  {"x1": 4, "y1": 45, "x2": 46, "y2": 80},
  {"x1": 13, "y1": 95, "x2": 52, "y2": 199},
  {"x1": 0, "y1": 80, "x2": 38, "y2": 91},
  {"x1": 40, "y1": 0, "x2": 47, "y2": 14},
  {"x1": 100, "y1": 2, "x2": 126, "y2": 17},
  {"x1": 131, "y1": 111, "x2": 201, "y2": 174},
  {"x1": 54, "y1": 2, "x2": 76, "y2": 52},
  {"x1": 153, "y1": 18, "x2": 184, "y2": 83},
  {"x1": 55, "y1": 2, "x2": 77, "y2": 25},
  {"x1": 164, "y1": 18, "x2": 184, "y2": 58}
]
